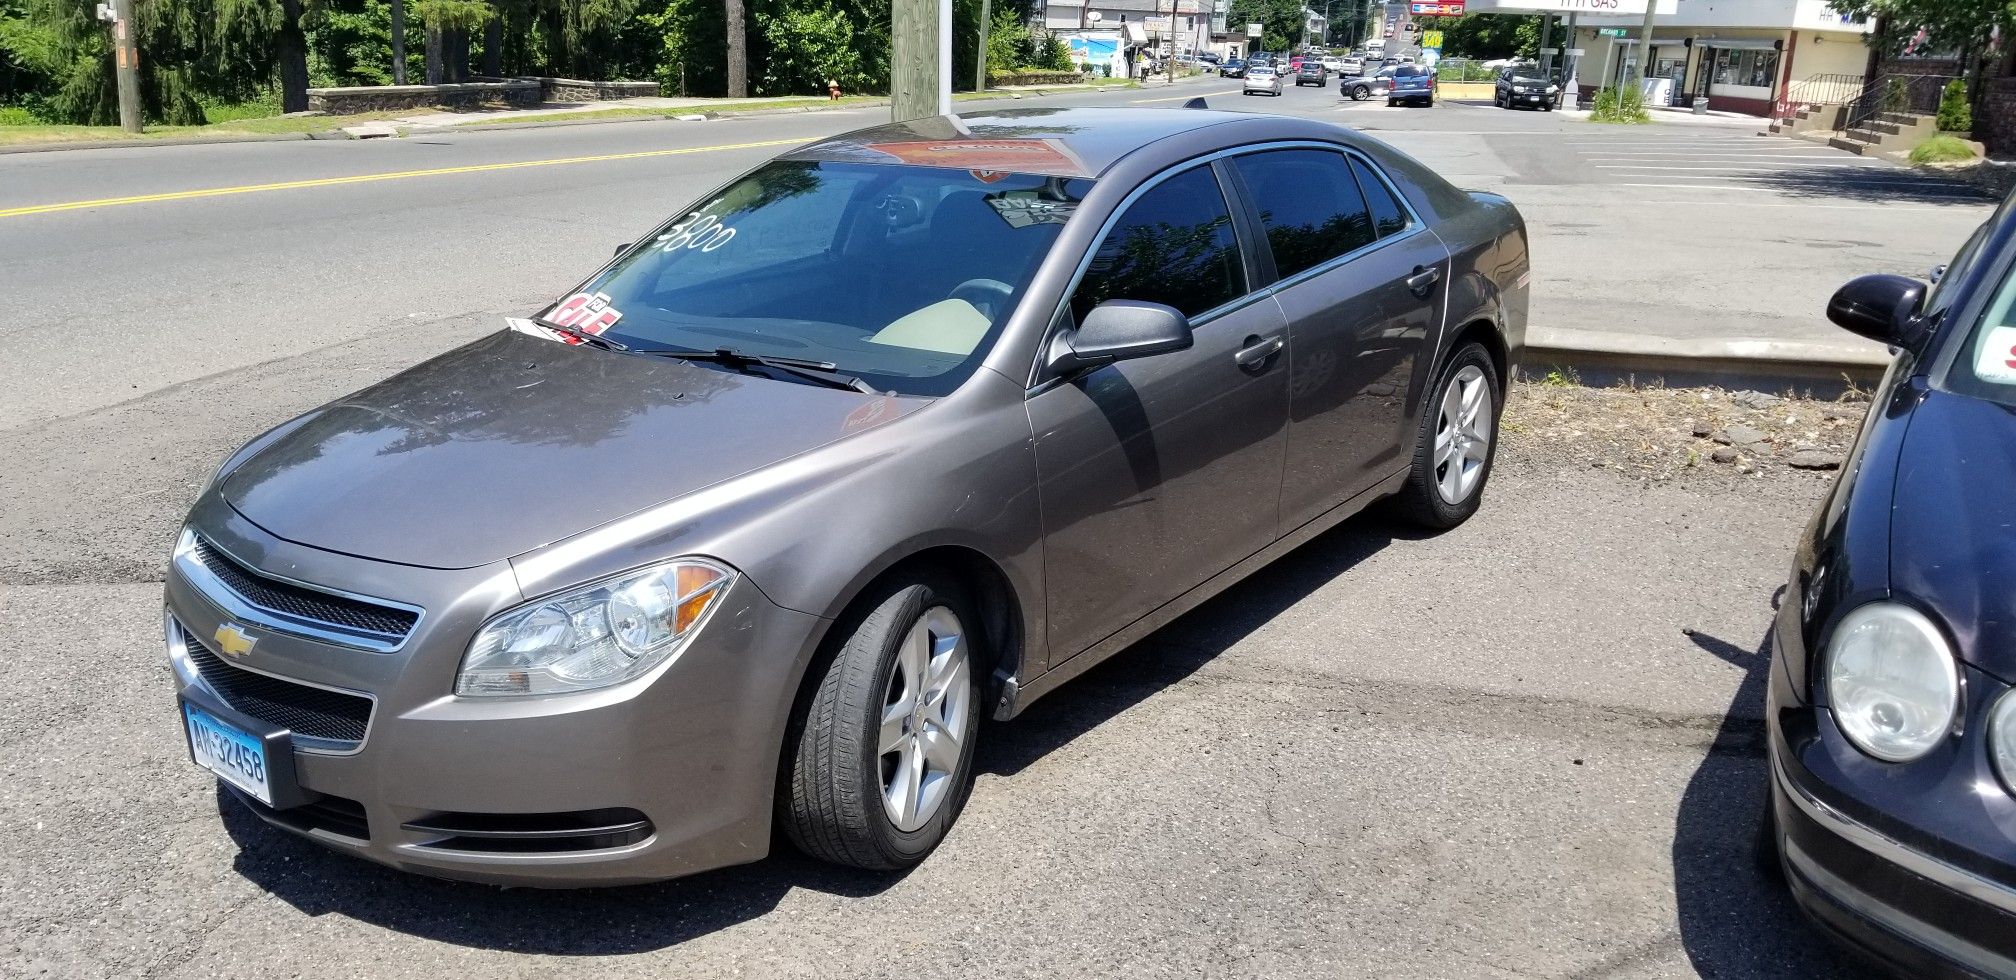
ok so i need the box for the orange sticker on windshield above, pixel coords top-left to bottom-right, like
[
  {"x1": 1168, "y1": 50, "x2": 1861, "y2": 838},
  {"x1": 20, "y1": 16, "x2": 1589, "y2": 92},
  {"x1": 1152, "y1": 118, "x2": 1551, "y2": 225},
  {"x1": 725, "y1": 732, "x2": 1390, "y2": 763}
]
[{"x1": 865, "y1": 139, "x2": 1091, "y2": 177}]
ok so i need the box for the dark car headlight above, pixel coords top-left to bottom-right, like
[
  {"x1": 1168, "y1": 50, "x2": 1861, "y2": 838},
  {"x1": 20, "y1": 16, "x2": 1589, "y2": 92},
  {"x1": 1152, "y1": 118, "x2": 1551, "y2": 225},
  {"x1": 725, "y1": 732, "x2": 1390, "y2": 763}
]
[
  {"x1": 1990, "y1": 692, "x2": 2016, "y2": 793},
  {"x1": 457, "y1": 558, "x2": 735, "y2": 697},
  {"x1": 1825, "y1": 602, "x2": 1959, "y2": 762}
]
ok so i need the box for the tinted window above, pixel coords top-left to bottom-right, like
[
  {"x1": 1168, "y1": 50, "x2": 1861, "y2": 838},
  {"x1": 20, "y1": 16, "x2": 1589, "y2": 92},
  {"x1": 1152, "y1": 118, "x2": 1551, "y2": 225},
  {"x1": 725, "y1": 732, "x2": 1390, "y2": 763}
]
[
  {"x1": 1350, "y1": 157, "x2": 1409, "y2": 239},
  {"x1": 1398, "y1": 65, "x2": 1429, "y2": 77},
  {"x1": 1232, "y1": 149, "x2": 1375, "y2": 279},
  {"x1": 1070, "y1": 166, "x2": 1244, "y2": 321}
]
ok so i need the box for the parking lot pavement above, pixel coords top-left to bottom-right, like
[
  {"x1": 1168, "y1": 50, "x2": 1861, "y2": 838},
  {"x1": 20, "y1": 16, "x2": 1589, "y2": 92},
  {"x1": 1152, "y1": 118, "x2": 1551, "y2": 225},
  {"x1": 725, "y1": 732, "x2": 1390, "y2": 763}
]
[{"x1": 0, "y1": 372, "x2": 1875, "y2": 978}]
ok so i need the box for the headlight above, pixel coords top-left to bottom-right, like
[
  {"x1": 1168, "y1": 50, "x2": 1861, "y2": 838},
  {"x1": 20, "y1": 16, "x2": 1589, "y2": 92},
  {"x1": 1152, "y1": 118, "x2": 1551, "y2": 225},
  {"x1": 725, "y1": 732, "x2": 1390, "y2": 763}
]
[
  {"x1": 1513, "y1": 85, "x2": 1528, "y2": 93},
  {"x1": 456, "y1": 558, "x2": 735, "y2": 697},
  {"x1": 1990, "y1": 691, "x2": 2016, "y2": 792},
  {"x1": 1826, "y1": 602, "x2": 1959, "y2": 762}
]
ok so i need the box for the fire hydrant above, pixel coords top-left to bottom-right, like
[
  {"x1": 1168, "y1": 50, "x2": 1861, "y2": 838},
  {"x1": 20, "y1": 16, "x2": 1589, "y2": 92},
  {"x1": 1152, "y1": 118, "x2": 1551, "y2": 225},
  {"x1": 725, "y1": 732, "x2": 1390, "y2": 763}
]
[{"x1": 827, "y1": 79, "x2": 842, "y2": 100}]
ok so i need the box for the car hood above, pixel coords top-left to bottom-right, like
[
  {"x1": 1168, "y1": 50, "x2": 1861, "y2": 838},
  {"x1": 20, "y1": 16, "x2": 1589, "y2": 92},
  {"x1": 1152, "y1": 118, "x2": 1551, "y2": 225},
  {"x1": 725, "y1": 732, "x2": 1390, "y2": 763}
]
[
  {"x1": 221, "y1": 328, "x2": 921, "y2": 569},
  {"x1": 1888, "y1": 388, "x2": 2016, "y2": 676},
  {"x1": 1507, "y1": 74, "x2": 1552, "y2": 85}
]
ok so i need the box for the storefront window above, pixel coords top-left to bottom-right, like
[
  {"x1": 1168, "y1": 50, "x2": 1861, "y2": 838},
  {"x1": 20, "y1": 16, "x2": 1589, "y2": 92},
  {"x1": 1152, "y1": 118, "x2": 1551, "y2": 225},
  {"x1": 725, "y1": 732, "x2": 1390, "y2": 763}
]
[{"x1": 1710, "y1": 48, "x2": 1779, "y2": 88}]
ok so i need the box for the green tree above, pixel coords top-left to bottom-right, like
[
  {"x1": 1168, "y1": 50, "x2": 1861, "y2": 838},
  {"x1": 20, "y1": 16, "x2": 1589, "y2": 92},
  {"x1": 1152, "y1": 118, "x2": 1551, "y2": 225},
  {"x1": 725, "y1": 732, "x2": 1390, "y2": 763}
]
[
  {"x1": 1936, "y1": 77, "x2": 1972, "y2": 131},
  {"x1": 755, "y1": 2, "x2": 862, "y2": 94},
  {"x1": 1438, "y1": 11, "x2": 1539, "y2": 60},
  {"x1": 1227, "y1": 0, "x2": 1300, "y2": 54}
]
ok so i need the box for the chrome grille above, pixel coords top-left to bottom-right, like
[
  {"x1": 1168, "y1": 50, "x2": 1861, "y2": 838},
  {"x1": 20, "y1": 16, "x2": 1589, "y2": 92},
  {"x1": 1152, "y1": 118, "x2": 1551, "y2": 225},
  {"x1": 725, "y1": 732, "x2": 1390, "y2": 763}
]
[
  {"x1": 182, "y1": 626, "x2": 373, "y2": 744},
  {"x1": 188, "y1": 537, "x2": 418, "y2": 645}
]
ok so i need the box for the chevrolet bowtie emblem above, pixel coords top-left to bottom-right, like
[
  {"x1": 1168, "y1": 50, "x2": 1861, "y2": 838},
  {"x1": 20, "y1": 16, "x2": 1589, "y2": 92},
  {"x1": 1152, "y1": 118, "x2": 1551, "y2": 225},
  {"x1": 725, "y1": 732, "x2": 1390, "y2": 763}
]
[{"x1": 213, "y1": 622, "x2": 257, "y2": 659}]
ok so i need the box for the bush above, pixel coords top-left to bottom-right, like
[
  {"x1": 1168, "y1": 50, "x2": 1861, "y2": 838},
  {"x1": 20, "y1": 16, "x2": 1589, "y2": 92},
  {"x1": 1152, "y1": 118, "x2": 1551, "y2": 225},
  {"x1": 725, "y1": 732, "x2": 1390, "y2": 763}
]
[
  {"x1": 1936, "y1": 78, "x2": 1972, "y2": 134},
  {"x1": 1589, "y1": 85, "x2": 1649, "y2": 124},
  {"x1": 1909, "y1": 133, "x2": 1978, "y2": 165}
]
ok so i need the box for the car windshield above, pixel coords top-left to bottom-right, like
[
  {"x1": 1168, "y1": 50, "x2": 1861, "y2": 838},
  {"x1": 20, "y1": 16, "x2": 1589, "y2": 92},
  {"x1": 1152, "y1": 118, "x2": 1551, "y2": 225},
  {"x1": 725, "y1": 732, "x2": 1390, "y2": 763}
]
[
  {"x1": 1948, "y1": 235, "x2": 2016, "y2": 408},
  {"x1": 555, "y1": 160, "x2": 1090, "y2": 396}
]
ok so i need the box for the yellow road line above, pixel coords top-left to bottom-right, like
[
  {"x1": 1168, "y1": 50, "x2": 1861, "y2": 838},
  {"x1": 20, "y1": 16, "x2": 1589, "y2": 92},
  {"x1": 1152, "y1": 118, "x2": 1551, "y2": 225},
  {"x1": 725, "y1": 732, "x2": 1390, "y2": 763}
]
[
  {"x1": 0, "y1": 136, "x2": 812, "y2": 220},
  {"x1": 1130, "y1": 89, "x2": 1241, "y2": 103}
]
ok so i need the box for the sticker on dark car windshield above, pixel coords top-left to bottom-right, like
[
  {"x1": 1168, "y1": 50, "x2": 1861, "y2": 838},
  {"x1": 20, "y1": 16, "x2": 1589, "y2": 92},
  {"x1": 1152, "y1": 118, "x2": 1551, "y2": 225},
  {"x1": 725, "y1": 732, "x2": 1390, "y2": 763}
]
[
  {"x1": 547, "y1": 292, "x2": 624, "y2": 336},
  {"x1": 987, "y1": 193, "x2": 1077, "y2": 229},
  {"x1": 1974, "y1": 326, "x2": 2016, "y2": 383}
]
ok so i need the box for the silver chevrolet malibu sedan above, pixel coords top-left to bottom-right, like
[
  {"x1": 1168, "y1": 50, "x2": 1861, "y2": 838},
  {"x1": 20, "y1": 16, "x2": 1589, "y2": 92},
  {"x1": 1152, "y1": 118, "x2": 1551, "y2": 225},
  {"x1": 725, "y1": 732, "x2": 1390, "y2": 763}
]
[{"x1": 166, "y1": 106, "x2": 1529, "y2": 886}]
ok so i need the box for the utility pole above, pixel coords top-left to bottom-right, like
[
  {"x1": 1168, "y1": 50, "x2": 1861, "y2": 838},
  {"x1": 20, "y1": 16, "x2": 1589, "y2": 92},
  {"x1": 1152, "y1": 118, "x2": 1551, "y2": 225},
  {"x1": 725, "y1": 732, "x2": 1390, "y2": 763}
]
[
  {"x1": 1630, "y1": 0, "x2": 1658, "y2": 85},
  {"x1": 892, "y1": 0, "x2": 951, "y2": 119},
  {"x1": 101, "y1": 0, "x2": 140, "y2": 133},
  {"x1": 976, "y1": 0, "x2": 991, "y2": 92}
]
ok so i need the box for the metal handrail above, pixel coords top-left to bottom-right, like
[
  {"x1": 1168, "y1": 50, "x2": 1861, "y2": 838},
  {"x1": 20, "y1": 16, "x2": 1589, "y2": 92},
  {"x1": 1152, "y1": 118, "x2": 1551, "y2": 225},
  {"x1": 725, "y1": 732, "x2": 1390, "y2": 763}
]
[
  {"x1": 1843, "y1": 72, "x2": 1956, "y2": 136},
  {"x1": 1772, "y1": 72, "x2": 1868, "y2": 121}
]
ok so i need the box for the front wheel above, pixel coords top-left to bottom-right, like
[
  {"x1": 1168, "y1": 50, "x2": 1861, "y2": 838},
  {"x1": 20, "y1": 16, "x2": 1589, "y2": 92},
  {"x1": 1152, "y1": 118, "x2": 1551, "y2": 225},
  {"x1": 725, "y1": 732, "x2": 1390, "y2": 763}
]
[
  {"x1": 1350, "y1": 86, "x2": 1369, "y2": 101},
  {"x1": 1388, "y1": 342, "x2": 1500, "y2": 529},
  {"x1": 781, "y1": 573, "x2": 981, "y2": 870}
]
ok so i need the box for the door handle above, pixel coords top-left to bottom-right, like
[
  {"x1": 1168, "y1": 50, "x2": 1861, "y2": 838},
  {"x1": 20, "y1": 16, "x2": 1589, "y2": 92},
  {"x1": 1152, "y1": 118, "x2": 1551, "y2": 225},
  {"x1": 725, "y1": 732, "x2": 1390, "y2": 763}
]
[
  {"x1": 1404, "y1": 265, "x2": 1441, "y2": 296},
  {"x1": 1234, "y1": 335, "x2": 1284, "y2": 369}
]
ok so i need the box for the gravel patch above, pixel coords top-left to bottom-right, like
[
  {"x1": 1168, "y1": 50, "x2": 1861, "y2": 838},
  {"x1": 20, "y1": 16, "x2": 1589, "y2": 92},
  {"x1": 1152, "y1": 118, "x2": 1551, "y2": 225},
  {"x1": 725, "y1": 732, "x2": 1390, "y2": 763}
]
[{"x1": 1499, "y1": 377, "x2": 1869, "y2": 487}]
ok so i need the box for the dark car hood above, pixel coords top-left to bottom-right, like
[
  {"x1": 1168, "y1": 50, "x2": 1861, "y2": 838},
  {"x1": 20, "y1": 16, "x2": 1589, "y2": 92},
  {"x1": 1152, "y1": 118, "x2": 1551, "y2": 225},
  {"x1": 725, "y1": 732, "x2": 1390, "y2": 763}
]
[
  {"x1": 1507, "y1": 73, "x2": 1550, "y2": 84},
  {"x1": 222, "y1": 329, "x2": 920, "y2": 569},
  {"x1": 1889, "y1": 388, "x2": 2016, "y2": 676}
]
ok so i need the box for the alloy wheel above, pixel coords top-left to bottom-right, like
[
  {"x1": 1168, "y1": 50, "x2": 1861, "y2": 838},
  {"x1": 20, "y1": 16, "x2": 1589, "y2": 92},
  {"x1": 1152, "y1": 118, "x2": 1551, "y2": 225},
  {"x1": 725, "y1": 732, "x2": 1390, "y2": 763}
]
[
  {"x1": 1433, "y1": 364, "x2": 1492, "y2": 505},
  {"x1": 877, "y1": 606, "x2": 971, "y2": 832}
]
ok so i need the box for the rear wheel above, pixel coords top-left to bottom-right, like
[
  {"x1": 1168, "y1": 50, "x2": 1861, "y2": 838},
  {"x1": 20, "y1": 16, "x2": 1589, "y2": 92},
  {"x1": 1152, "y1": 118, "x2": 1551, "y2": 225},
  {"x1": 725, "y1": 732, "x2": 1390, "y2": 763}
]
[
  {"x1": 781, "y1": 573, "x2": 981, "y2": 870},
  {"x1": 1389, "y1": 342, "x2": 1499, "y2": 529}
]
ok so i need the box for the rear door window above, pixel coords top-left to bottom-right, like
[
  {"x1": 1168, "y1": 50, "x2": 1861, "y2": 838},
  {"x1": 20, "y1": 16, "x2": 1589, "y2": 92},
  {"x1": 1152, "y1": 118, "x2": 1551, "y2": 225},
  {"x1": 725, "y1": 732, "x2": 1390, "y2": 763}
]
[
  {"x1": 1230, "y1": 149, "x2": 1376, "y2": 279},
  {"x1": 1350, "y1": 157, "x2": 1410, "y2": 239}
]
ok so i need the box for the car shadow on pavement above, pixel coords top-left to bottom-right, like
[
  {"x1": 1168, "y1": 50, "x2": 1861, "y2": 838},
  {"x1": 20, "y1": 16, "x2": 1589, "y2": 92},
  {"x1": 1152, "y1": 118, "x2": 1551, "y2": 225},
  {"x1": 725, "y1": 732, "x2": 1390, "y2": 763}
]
[
  {"x1": 1670, "y1": 623, "x2": 1875, "y2": 977},
  {"x1": 979, "y1": 514, "x2": 1419, "y2": 778},
  {"x1": 216, "y1": 785, "x2": 900, "y2": 954}
]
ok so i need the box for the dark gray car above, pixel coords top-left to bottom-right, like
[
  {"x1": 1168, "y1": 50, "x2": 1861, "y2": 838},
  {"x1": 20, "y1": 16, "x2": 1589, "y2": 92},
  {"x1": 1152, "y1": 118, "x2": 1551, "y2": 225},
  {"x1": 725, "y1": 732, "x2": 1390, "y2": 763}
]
[{"x1": 165, "y1": 106, "x2": 1530, "y2": 886}]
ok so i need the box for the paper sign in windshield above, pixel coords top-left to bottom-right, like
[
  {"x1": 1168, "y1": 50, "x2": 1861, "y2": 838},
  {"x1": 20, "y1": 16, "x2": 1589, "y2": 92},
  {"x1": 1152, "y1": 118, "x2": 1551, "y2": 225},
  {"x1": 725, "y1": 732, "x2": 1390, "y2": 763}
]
[
  {"x1": 547, "y1": 292, "x2": 624, "y2": 337},
  {"x1": 987, "y1": 194, "x2": 1076, "y2": 229},
  {"x1": 1975, "y1": 326, "x2": 2016, "y2": 384},
  {"x1": 862, "y1": 139, "x2": 1092, "y2": 178}
]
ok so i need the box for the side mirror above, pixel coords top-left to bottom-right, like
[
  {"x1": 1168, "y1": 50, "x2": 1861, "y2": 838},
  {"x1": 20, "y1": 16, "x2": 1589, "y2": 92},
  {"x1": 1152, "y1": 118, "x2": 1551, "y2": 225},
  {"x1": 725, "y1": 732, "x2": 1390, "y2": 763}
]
[
  {"x1": 1827, "y1": 274, "x2": 1926, "y2": 348},
  {"x1": 613, "y1": 243, "x2": 631, "y2": 257},
  {"x1": 1047, "y1": 300, "x2": 1194, "y2": 376}
]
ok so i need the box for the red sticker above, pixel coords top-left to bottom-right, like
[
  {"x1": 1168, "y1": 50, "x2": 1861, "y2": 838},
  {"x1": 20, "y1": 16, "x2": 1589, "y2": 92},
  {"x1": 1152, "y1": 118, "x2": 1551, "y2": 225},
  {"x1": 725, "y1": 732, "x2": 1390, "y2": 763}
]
[{"x1": 547, "y1": 292, "x2": 623, "y2": 340}]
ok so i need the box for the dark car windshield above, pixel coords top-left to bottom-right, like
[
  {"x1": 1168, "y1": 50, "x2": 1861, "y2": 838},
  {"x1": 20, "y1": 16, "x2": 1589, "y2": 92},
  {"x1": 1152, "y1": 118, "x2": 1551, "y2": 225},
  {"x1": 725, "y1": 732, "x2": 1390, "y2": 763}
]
[
  {"x1": 1397, "y1": 65, "x2": 1430, "y2": 77},
  {"x1": 555, "y1": 160, "x2": 1089, "y2": 396},
  {"x1": 1949, "y1": 235, "x2": 2016, "y2": 408}
]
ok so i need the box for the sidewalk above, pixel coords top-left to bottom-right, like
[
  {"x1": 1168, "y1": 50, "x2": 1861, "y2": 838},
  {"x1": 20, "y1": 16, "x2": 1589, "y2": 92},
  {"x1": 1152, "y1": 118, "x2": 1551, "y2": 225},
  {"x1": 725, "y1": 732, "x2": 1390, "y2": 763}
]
[{"x1": 1551, "y1": 102, "x2": 1764, "y2": 128}]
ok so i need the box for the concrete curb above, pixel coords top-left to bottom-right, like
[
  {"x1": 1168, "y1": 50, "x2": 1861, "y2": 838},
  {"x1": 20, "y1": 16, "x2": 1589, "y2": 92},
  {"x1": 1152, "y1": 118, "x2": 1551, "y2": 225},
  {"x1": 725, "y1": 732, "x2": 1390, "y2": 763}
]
[
  {"x1": 0, "y1": 131, "x2": 335, "y2": 155},
  {"x1": 1521, "y1": 327, "x2": 1889, "y2": 393}
]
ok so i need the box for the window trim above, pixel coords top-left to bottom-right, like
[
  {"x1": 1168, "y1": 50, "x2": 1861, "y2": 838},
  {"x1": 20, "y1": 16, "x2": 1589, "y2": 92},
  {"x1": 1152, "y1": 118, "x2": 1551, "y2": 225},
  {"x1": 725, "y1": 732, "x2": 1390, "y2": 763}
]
[{"x1": 1027, "y1": 140, "x2": 1426, "y2": 392}]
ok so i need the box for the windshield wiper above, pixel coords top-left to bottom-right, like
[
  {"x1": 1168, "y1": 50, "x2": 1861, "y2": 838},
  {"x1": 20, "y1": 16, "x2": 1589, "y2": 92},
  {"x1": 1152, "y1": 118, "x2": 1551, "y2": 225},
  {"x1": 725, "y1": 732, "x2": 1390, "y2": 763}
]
[
  {"x1": 638, "y1": 347, "x2": 883, "y2": 395},
  {"x1": 533, "y1": 317, "x2": 630, "y2": 352}
]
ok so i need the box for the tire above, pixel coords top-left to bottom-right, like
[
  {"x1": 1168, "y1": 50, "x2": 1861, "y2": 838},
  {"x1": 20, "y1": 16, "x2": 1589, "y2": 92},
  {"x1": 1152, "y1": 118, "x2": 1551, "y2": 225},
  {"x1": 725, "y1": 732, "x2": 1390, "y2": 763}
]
[
  {"x1": 781, "y1": 572, "x2": 982, "y2": 871},
  {"x1": 1388, "y1": 342, "x2": 1500, "y2": 529},
  {"x1": 1350, "y1": 86, "x2": 1369, "y2": 101}
]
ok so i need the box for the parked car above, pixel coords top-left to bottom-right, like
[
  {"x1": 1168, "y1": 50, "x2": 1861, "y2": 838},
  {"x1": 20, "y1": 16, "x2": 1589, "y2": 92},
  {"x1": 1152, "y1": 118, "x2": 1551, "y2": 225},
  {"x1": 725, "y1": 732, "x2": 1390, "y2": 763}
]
[
  {"x1": 1295, "y1": 61, "x2": 1329, "y2": 87},
  {"x1": 165, "y1": 105, "x2": 1529, "y2": 887},
  {"x1": 1342, "y1": 66, "x2": 1395, "y2": 101},
  {"x1": 1244, "y1": 65, "x2": 1285, "y2": 96},
  {"x1": 1198, "y1": 51, "x2": 1221, "y2": 64},
  {"x1": 1761, "y1": 189, "x2": 2016, "y2": 975},
  {"x1": 1219, "y1": 58, "x2": 1247, "y2": 78},
  {"x1": 1493, "y1": 64, "x2": 1559, "y2": 110},
  {"x1": 1388, "y1": 64, "x2": 1435, "y2": 107}
]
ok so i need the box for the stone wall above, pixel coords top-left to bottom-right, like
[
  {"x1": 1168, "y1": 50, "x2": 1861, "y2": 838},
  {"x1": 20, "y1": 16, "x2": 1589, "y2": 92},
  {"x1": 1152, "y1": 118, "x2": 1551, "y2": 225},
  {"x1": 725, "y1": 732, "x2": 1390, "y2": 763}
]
[
  {"x1": 988, "y1": 71, "x2": 1088, "y2": 87},
  {"x1": 307, "y1": 80, "x2": 542, "y2": 114},
  {"x1": 532, "y1": 78, "x2": 662, "y2": 102},
  {"x1": 1879, "y1": 57, "x2": 1961, "y2": 77},
  {"x1": 1983, "y1": 77, "x2": 2016, "y2": 157}
]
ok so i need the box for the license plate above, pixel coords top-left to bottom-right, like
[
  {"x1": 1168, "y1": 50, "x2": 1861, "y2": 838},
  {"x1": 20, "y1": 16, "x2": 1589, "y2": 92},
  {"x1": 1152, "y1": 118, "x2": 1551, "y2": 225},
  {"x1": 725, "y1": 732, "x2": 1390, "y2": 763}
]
[{"x1": 184, "y1": 702, "x2": 274, "y2": 805}]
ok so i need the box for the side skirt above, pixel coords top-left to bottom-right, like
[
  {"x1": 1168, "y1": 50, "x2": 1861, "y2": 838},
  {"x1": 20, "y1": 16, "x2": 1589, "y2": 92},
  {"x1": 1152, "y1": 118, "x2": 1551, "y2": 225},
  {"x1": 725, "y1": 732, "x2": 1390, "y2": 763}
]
[{"x1": 993, "y1": 466, "x2": 1412, "y2": 720}]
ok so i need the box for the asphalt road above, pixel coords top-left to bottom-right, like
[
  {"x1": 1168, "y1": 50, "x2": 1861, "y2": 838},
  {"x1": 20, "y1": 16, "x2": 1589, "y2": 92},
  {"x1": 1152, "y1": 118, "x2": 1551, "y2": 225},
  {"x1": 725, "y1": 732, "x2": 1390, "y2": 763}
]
[{"x1": 0, "y1": 76, "x2": 1934, "y2": 978}]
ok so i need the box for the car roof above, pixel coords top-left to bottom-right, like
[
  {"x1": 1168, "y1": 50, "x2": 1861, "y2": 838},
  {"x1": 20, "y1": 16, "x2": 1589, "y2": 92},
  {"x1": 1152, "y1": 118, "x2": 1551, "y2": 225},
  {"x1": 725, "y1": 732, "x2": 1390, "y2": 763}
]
[{"x1": 783, "y1": 107, "x2": 1343, "y2": 179}]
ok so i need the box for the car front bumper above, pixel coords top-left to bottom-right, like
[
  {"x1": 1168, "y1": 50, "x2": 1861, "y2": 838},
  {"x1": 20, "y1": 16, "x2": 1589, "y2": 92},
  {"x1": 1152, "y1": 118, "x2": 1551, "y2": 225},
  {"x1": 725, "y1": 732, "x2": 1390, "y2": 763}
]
[
  {"x1": 1508, "y1": 92, "x2": 1553, "y2": 105},
  {"x1": 1768, "y1": 652, "x2": 2016, "y2": 977},
  {"x1": 165, "y1": 500, "x2": 829, "y2": 887}
]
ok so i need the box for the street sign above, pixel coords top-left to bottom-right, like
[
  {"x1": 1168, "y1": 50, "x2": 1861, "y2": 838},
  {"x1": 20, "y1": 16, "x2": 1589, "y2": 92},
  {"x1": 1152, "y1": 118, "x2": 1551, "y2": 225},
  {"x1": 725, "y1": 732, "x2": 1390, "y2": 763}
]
[
  {"x1": 1598, "y1": 28, "x2": 1627, "y2": 37},
  {"x1": 1421, "y1": 30, "x2": 1444, "y2": 50},
  {"x1": 1246, "y1": 21, "x2": 1262, "y2": 35},
  {"x1": 1409, "y1": 1, "x2": 1464, "y2": 14}
]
